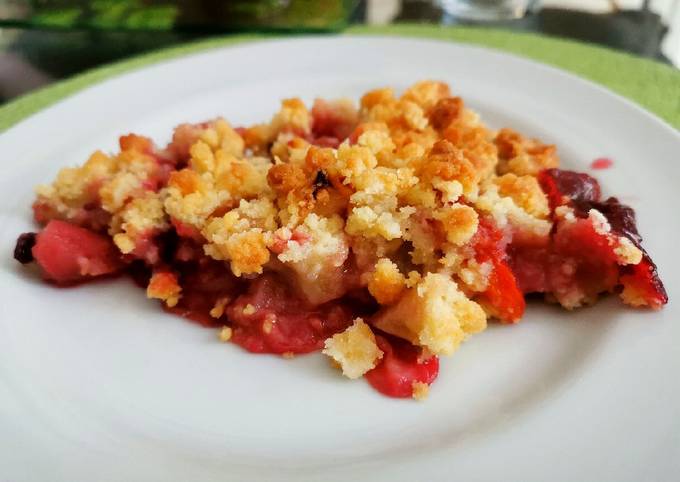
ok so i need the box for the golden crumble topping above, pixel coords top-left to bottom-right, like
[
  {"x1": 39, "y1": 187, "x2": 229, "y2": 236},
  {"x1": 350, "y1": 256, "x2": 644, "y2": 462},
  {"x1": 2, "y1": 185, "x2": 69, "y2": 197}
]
[
  {"x1": 493, "y1": 173, "x2": 550, "y2": 219},
  {"x1": 202, "y1": 198, "x2": 276, "y2": 276},
  {"x1": 495, "y1": 128, "x2": 559, "y2": 175}
]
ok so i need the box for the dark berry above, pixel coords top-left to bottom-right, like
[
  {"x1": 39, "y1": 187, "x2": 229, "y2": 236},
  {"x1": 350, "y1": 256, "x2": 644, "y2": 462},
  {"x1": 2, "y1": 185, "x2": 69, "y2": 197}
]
[{"x1": 13, "y1": 232, "x2": 37, "y2": 264}]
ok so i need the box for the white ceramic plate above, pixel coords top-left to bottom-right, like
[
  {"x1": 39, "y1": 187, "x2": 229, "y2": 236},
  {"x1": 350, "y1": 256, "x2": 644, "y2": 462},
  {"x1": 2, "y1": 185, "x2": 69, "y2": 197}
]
[{"x1": 1, "y1": 37, "x2": 678, "y2": 482}]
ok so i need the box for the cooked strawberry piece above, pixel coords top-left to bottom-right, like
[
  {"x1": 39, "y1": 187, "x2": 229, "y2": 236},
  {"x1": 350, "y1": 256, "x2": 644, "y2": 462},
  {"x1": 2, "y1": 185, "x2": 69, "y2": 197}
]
[
  {"x1": 511, "y1": 215, "x2": 621, "y2": 301},
  {"x1": 365, "y1": 334, "x2": 439, "y2": 398},
  {"x1": 311, "y1": 99, "x2": 357, "y2": 141},
  {"x1": 227, "y1": 275, "x2": 354, "y2": 354},
  {"x1": 538, "y1": 168, "x2": 601, "y2": 210},
  {"x1": 507, "y1": 243, "x2": 544, "y2": 294},
  {"x1": 534, "y1": 170, "x2": 667, "y2": 309},
  {"x1": 478, "y1": 259, "x2": 526, "y2": 323},
  {"x1": 470, "y1": 218, "x2": 524, "y2": 322},
  {"x1": 588, "y1": 198, "x2": 667, "y2": 308},
  {"x1": 555, "y1": 217, "x2": 620, "y2": 293},
  {"x1": 30, "y1": 220, "x2": 123, "y2": 283},
  {"x1": 310, "y1": 136, "x2": 341, "y2": 148},
  {"x1": 471, "y1": 217, "x2": 506, "y2": 260}
]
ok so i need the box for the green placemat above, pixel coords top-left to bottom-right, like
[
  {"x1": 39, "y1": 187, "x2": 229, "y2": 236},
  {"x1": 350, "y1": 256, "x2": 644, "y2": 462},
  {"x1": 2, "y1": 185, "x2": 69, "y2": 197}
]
[{"x1": 1, "y1": 24, "x2": 679, "y2": 132}]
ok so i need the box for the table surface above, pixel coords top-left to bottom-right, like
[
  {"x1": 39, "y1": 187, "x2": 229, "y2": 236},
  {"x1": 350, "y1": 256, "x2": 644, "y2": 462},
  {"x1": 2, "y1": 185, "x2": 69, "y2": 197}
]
[{"x1": 0, "y1": 0, "x2": 676, "y2": 104}]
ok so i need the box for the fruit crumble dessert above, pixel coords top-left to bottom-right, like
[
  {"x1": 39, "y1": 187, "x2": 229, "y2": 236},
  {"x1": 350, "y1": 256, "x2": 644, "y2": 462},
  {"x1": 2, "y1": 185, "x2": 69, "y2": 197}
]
[{"x1": 13, "y1": 81, "x2": 667, "y2": 399}]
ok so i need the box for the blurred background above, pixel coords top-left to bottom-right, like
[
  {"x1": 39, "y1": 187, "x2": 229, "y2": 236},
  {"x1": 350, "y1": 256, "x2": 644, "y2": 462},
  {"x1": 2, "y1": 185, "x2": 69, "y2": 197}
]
[{"x1": 0, "y1": 0, "x2": 678, "y2": 104}]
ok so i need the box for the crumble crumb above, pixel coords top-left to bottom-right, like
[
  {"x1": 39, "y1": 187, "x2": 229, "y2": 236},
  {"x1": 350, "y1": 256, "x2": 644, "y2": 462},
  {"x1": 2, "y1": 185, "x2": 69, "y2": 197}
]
[
  {"x1": 614, "y1": 237, "x2": 643, "y2": 265},
  {"x1": 146, "y1": 271, "x2": 181, "y2": 307},
  {"x1": 322, "y1": 318, "x2": 384, "y2": 379},
  {"x1": 493, "y1": 173, "x2": 550, "y2": 218},
  {"x1": 588, "y1": 209, "x2": 611, "y2": 235},
  {"x1": 458, "y1": 259, "x2": 493, "y2": 292},
  {"x1": 495, "y1": 128, "x2": 559, "y2": 175},
  {"x1": 368, "y1": 258, "x2": 406, "y2": 305},
  {"x1": 412, "y1": 381, "x2": 430, "y2": 401},
  {"x1": 210, "y1": 297, "x2": 232, "y2": 319},
  {"x1": 262, "y1": 318, "x2": 274, "y2": 334},
  {"x1": 433, "y1": 203, "x2": 479, "y2": 246},
  {"x1": 218, "y1": 326, "x2": 233, "y2": 342}
]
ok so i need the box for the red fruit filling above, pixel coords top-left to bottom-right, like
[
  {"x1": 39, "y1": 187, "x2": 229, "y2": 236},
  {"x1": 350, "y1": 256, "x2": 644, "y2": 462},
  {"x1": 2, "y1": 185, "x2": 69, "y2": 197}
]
[
  {"x1": 166, "y1": 259, "x2": 242, "y2": 328},
  {"x1": 227, "y1": 275, "x2": 355, "y2": 354},
  {"x1": 29, "y1": 220, "x2": 123, "y2": 284},
  {"x1": 510, "y1": 216, "x2": 620, "y2": 303},
  {"x1": 538, "y1": 168, "x2": 601, "y2": 211},
  {"x1": 310, "y1": 136, "x2": 341, "y2": 148},
  {"x1": 365, "y1": 334, "x2": 439, "y2": 398},
  {"x1": 513, "y1": 169, "x2": 667, "y2": 309}
]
